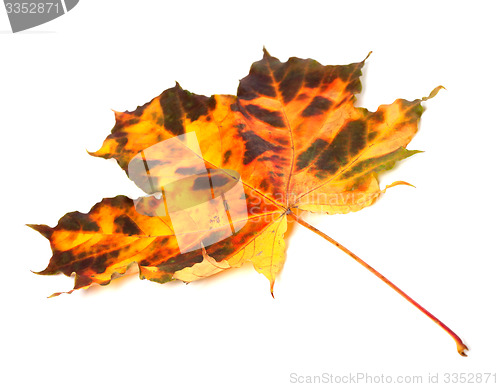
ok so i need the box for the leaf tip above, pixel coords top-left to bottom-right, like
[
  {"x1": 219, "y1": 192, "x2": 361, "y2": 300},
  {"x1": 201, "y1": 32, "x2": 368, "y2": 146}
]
[
  {"x1": 406, "y1": 149, "x2": 424, "y2": 159},
  {"x1": 87, "y1": 146, "x2": 108, "y2": 159},
  {"x1": 110, "y1": 109, "x2": 124, "y2": 122},
  {"x1": 422, "y1": 85, "x2": 446, "y2": 101},
  {"x1": 31, "y1": 266, "x2": 58, "y2": 276},
  {"x1": 383, "y1": 181, "x2": 416, "y2": 192},
  {"x1": 27, "y1": 224, "x2": 53, "y2": 239},
  {"x1": 262, "y1": 46, "x2": 271, "y2": 58}
]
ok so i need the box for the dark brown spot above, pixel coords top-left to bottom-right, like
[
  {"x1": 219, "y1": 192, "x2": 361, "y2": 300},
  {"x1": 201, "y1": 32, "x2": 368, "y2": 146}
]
[
  {"x1": 301, "y1": 96, "x2": 333, "y2": 117},
  {"x1": 74, "y1": 274, "x2": 93, "y2": 289},
  {"x1": 238, "y1": 130, "x2": 281, "y2": 165},
  {"x1": 58, "y1": 212, "x2": 100, "y2": 233},
  {"x1": 338, "y1": 63, "x2": 360, "y2": 82},
  {"x1": 116, "y1": 137, "x2": 128, "y2": 147},
  {"x1": 279, "y1": 59, "x2": 305, "y2": 104},
  {"x1": 315, "y1": 120, "x2": 367, "y2": 172},
  {"x1": 238, "y1": 60, "x2": 276, "y2": 100},
  {"x1": 57, "y1": 250, "x2": 74, "y2": 265},
  {"x1": 296, "y1": 139, "x2": 328, "y2": 170},
  {"x1": 223, "y1": 150, "x2": 232, "y2": 164},
  {"x1": 346, "y1": 120, "x2": 367, "y2": 155},
  {"x1": 114, "y1": 214, "x2": 143, "y2": 235},
  {"x1": 207, "y1": 96, "x2": 217, "y2": 110},
  {"x1": 346, "y1": 78, "x2": 362, "y2": 94},
  {"x1": 371, "y1": 110, "x2": 385, "y2": 123},
  {"x1": 159, "y1": 88, "x2": 185, "y2": 136},
  {"x1": 72, "y1": 258, "x2": 93, "y2": 272},
  {"x1": 304, "y1": 60, "x2": 324, "y2": 88},
  {"x1": 175, "y1": 85, "x2": 211, "y2": 122},
  {"x1": 92, "y1": 254, "x2": 109, "y2": 274},
  {"x1": 131, "y1": 103, "x2": 148, "y2": 117},
  {"x1": 259, "y1": 179, "x2": 270, "y2": 191},
  {"x1": 245, "y1": 104, "x2": 286, "y2": 128}
]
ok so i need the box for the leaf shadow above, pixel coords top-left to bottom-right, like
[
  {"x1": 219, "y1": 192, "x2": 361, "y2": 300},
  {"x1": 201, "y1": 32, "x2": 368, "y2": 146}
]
[{"x1": 355, "y1": 53, "x2": 371, "y2": 110}]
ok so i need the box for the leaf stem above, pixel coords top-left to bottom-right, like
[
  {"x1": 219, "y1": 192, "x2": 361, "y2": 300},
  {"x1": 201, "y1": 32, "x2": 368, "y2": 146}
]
[{"x1": 289, "y1": 212, "x2": 468, "y2": 357}]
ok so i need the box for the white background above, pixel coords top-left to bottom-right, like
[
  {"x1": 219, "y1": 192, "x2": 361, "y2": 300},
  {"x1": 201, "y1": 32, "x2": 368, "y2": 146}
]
[{"x1": 1, "y1": 1, "x2": 499, "y2": 386}]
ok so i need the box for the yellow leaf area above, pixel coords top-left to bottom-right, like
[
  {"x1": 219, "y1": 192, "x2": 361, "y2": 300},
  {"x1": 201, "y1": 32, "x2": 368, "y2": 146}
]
[{"x1": 30, "y1": 49, "x2": 438, "y2": 296}]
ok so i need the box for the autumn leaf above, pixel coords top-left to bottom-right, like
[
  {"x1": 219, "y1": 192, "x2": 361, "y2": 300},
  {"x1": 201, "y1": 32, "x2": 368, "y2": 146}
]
[{"x1": 29, "y1": 49, "x2": 467, "y2": 356}]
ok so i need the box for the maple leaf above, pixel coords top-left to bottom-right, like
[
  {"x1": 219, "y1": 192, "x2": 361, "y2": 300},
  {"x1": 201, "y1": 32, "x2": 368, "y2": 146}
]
[{"x1": 29, "y1": 49, "x2": 467, "y2": 356}]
